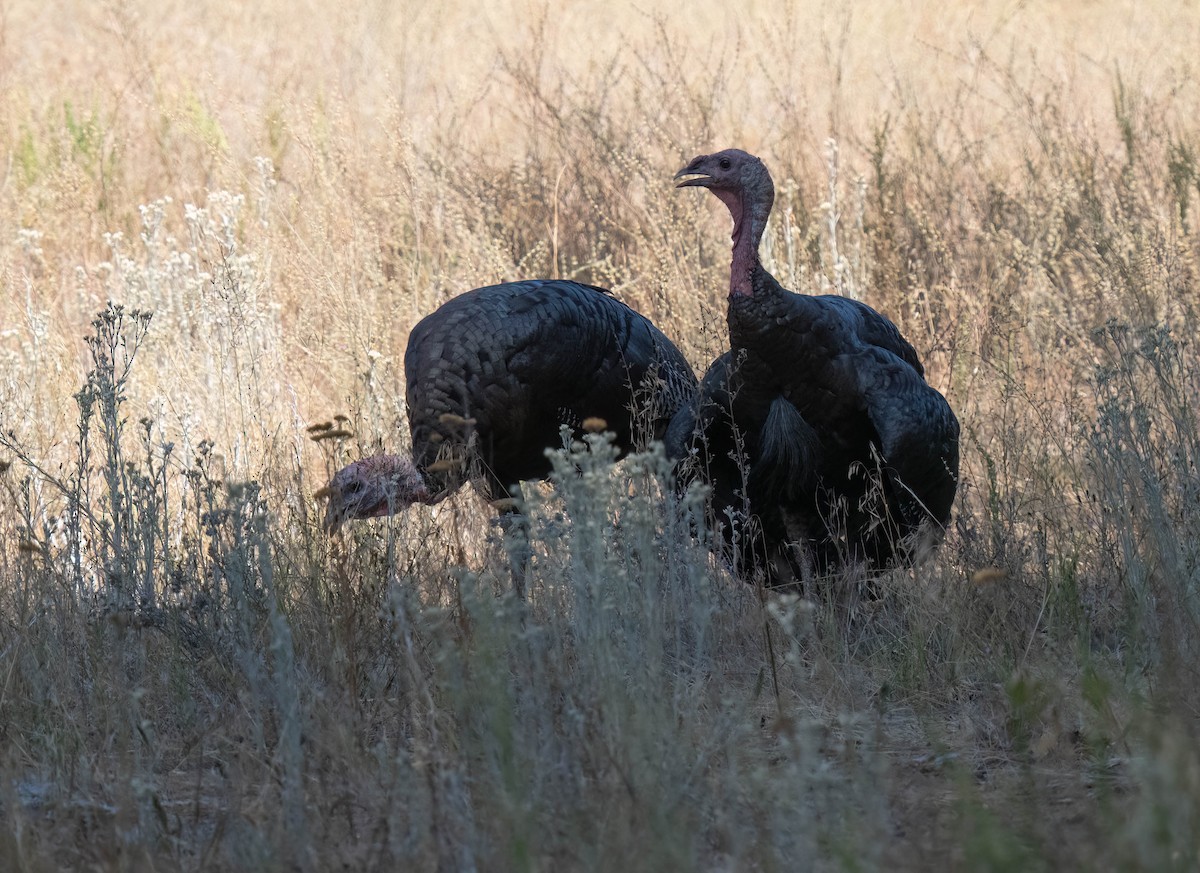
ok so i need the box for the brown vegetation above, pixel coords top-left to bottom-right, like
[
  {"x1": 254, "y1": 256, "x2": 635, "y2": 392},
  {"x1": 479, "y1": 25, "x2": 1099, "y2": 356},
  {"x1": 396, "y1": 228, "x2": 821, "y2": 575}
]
[{"x1": 2, "y1": 1, "x2": 1200, "y2": 869}]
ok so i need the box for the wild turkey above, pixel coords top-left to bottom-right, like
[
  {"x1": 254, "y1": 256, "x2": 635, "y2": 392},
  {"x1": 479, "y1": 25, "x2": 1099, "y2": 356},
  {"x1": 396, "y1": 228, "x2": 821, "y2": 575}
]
[
  {"x1": 318, "y1": 279, "x2": 696, "y2": 587},
  {"x1": 668, "y1": 149, "x2": 959, "y2": 584}
]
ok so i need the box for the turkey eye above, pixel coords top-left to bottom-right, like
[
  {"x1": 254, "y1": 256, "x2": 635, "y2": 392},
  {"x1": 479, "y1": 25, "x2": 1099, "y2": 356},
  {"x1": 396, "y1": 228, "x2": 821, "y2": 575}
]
[
  {"x1": 346, "y1": 481, "x2": 362, "y2": 494},
  {"x1": 719, "y1": 157, "x2": 731, "y2": 170}
]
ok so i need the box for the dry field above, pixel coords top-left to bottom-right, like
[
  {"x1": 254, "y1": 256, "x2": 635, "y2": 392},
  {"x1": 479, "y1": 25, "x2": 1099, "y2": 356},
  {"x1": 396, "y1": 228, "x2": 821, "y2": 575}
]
[{"x1": 2, "y1": 0, "x2": 1200, "y2": 869}]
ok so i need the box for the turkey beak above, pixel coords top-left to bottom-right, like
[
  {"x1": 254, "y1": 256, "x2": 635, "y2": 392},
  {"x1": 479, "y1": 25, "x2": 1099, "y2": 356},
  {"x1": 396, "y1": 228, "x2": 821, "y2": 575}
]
[
  {"x1": 322, "y1": 505, "x2": 345, "y2": 535},
  {"x1": 314, "y1": 484, "x2": 344, "y2": 535},
  {"x1": 674, "y1": 160, "x2": 712, "y2": 188}
]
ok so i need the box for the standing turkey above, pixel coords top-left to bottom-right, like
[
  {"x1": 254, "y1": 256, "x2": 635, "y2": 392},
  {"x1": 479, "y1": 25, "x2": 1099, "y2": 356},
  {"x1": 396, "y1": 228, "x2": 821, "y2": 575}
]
[
  {"x1": 667, "y1": 149, "x2": 959, "y2": 584},
  {"x1": 318, "y1": 279, "x2": 696, "y2": 588}
]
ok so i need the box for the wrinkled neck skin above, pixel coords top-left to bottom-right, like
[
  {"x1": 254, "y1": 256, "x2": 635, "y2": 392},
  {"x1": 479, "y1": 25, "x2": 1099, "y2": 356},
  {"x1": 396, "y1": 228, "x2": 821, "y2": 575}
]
[
  {"x1": 721, "y1": 186, "x2": 772, "y2": 299},
  {"x1": 361, "y1": 454, "x2": 437, "y2": 514}
]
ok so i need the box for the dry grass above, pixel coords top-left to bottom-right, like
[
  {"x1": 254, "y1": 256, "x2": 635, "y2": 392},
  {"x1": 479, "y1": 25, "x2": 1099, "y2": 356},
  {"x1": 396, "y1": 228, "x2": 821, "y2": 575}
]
[{"x1": 2, "y1": 0, "x2": 1200, "y2": 869}]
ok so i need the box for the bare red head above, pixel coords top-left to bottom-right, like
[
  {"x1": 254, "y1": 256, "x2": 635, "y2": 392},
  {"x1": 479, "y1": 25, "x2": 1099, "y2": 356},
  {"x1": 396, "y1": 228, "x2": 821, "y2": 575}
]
[
  {"x1": 675, "y1": 149, "x2": 775, "y2": 297},
  {"x1": 316, "y1": 455, "x2": 432, "y2": 533}
]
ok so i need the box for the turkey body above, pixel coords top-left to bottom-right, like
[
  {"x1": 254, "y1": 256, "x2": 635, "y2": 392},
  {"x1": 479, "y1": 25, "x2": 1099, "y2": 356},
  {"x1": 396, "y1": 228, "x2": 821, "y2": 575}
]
[
  {"x1": 406, "y1": 279, "x2": 696, "y2": 501},
  {"x1": 670, "y1": 149, "x2": 959, "y2": 582},
  {"x1": 320, "y1": 279, "x2": 697, "y2": 535}
]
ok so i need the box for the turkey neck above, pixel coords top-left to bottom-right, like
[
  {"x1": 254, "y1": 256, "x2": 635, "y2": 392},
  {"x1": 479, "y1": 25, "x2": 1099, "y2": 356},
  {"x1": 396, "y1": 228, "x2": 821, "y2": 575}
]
[
  {"x1": 720, "y1": 172, "x2": 805, "y2": 390},
  {"x1": 723, "y1": 180, "x2": 772, "y2": 299},
  {"x1": 723, "y1": 177, "x2": 806, "y2": 381},
  {"x1": 373, "y1": 453, "x2": 437, "y2": 507}
]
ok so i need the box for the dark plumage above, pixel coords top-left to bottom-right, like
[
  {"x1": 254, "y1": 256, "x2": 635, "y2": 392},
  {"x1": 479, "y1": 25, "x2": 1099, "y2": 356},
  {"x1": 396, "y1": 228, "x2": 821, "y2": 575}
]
[
  {"x1": 668, "y1": 149, "x2": 960, "y2": 583},
  {"x1": 319, "y1": 279, "x2": 696, "y2": 540}
]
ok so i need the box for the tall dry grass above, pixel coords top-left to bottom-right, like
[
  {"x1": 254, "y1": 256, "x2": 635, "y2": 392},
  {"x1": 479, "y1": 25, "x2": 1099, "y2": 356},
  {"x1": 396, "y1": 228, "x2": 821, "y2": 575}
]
[{"x1": 2, "y1": 0, "x2": 1200, "y2": 869}]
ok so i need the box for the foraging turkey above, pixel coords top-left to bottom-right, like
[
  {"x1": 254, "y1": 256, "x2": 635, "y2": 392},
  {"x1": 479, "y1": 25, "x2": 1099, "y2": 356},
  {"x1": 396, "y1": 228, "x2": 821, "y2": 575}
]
[
  {"x1": 318, "y1": 280, "x2": 696, "y2": 585},
  {"x1": 667, "y1": 149, "x2": 959, "y2": 583}
]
